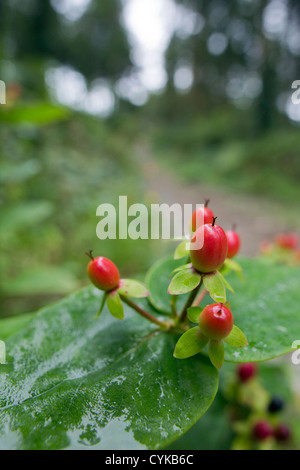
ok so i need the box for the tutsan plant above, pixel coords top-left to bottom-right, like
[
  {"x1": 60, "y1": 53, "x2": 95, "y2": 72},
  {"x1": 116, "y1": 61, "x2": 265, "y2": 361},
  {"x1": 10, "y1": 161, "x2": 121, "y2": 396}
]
[{"x1": 0, "y1": 200, "x2": 299, "y2": 450}]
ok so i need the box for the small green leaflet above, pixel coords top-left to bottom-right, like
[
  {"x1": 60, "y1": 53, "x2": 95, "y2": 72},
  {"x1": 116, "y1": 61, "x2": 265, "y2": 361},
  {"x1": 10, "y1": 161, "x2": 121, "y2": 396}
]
[
  {"x1": 118, "y1": 279, "x2": 150, "y2": 298},
  {"x1": 95, "y1": 293, "x2": 107, "y2": 318},
  {"x1": 174, "y1": 327, "x2": 209, "y2": 359},
  {"x1": 217, "y1": 271, "x2": 235, "y2": 293},
  {"x1": 106, "y1": 291, "x2": 124, "y2": 320},
  {"x1": 209, "y1": 340, "x2": 224, "y2": 370},
  {"x1": 168, "y1": 268, "x2": 201, "y2": 295},
  {"x1": 187, "y1": 306, "x2": 203, "y2": 324},
  {"x1": 224, "y1": 325, "x2": 248, "y2": 348},
  {"x1": 203, "y1": 272, "x2": 226, "y2": 303},
  {"x1": 224, "y1": 258, "x2": 242, "y2": 272},
  {"x1": 174, "y1": 240, "x2": 190, "y2": 260},
  {"x1": 170, "y1": 263, "x2": 193, "y2": 277}
]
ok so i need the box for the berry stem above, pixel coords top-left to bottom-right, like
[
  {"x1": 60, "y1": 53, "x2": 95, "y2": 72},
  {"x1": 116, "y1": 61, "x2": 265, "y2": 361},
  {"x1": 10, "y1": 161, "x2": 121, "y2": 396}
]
[
  {"x1": 212, "y1": 217, "x2": 217, "y2": 227},
  {"x1": 170, "y1": 295, "x2": 179, "y2": 318},
  {"x1": 120, "y1": 295, "x2": 172, "y2": 330},
  {"x1": 178, "y1": 279, "x2": 203, "y2": 324},
  {"x1": 194, "y1": 287, "x2": 208, "y2": 306},
  {"x1": 85, "y1": 250, "x2": 94, "y2": 260}
]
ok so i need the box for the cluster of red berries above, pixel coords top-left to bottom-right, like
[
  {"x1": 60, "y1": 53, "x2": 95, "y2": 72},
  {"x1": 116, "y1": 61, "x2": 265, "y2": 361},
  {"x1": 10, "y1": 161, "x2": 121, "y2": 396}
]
[
  {"x1": 253, "y1": 421, "x2": 291, "y2": 443},
  {"x1": 237, "y1": 363, "x2": 291, "y2": 445},
  {"x1": 261, "y1": 232, "x2": 300, "y2": 266},
  {"x1": 190, "y1": 203, "x2": 241, "y2": 341}
]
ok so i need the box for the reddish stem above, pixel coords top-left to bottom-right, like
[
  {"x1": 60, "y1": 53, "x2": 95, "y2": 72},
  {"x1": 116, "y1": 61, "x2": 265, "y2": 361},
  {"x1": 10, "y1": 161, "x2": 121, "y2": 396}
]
[
  {"x1": 194, "y1": 287, "x2": 208, "y2": 306},
  {"x1": 120, "y1": 295, "x2": 172, "y2": 330}
]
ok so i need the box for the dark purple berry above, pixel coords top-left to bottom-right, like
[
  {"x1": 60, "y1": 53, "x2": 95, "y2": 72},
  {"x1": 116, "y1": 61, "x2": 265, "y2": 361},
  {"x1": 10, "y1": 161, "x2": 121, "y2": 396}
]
[
  {"x1": 274, "y1": 425, "x2": 291, "y2": 442},
  {"x1": 268, "y1": 397, "x2": 284, "y2": 414}
]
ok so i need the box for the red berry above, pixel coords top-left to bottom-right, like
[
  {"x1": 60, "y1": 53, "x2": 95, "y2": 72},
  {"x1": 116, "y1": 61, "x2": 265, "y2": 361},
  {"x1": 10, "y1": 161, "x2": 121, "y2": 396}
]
[
  {"x1": 226, "y1": 230, "x2": 241, "y2": 258},
  {"x1": 274, "y1": 424, "x2": 291, "y2": 442},
  {"x1": 275, "y1": 232, "x2": 299, "y2": 250},
  {"x1": 87, "y1": 254, "x2": 120, "y2": 292},
  {"x1": 190, "y1": 219, "x2": 228, "y2": 273},
  {"x1": 198, "y1": 303, "x2": 233, "y2": 340},
  {"x1": 237, "y1": 363, "x2": 257, "y2": 383},
  {"x1": 191, "y1": 201, "x2": 215, "y2": 232},
  {"x1": 253, "y1": 421, "x2": 273, "y2": 441}
]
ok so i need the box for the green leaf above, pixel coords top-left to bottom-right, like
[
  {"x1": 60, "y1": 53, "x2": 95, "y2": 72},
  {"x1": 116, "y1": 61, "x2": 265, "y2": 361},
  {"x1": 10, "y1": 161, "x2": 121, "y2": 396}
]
[
  {"x1": 166, "y1": 393, "x2": 233, "y2": 450},
  {"x1": 95, "y1": 293, "x2": 107, "y2": 318},
  {"x1": 224, "y1": 259, "x2": 242, "y2": 272},
  {"x1": 106, "y1": 290, "x2": 124, "y2": 320},
  {"x1": 0, "y1": 288, "x2": 219, "y2": 450},
  {"x1": 146, "y1": 257, "x2": 191, "y2": 314},
  {"x1": 174, "y1": 327, "x2": 209, "y2": 359},
  {"x1": 174, "y1": 240, "x2": 190, "y2": 260},
  {"x1": 0, "y1": 313, "x2": 36, "y2": 341},
  {"x1": 217, "y1": 271, "x2": 235, "y2": 293},
  {"x1": 187, "y1": 306, "x2": 203, "y2": 324},
  {"x1": 168, "y1": 268, "x2": 201, "y2": 295},
  {"x1": 224, "y1": 325, "x2": 248, "y2": 348},
  {"x1": 209, "y1": 341, "x2": 224, "y2": 370},
  {"x1": 118, "y1": 279, "x2": 150, "y2": 298},
  {"x1": 224, "y1": 257, "x2": 300, "y2": 362},
  {"x1": 203, "y1": 272, "x2": 226, "y2": 303},
  {"x1": 170, "y1": 263, "x2": 192, "y2": 277}
]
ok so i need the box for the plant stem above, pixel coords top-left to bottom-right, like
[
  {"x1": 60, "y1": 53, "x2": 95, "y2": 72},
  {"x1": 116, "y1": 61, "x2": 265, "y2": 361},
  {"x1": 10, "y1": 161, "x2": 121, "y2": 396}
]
[
  {"x1": 178, "y1": 279, "x2": 203, "y2": 324},
  {"x1": 194, "y1": 287, "x2": 208, "y2": 307},
  {"x1": 170, "y1": 295, "x2": 178, "y2": 318},
  {"x1": 120, "y1": 295, "x2": 171, "y2": 330}
]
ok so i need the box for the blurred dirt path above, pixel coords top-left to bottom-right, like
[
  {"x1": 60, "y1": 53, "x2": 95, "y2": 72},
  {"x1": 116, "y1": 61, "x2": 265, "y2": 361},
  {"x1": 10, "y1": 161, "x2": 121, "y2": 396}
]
[{"x1": 134, "y1": 142, "x2": 299, "y2": 256}]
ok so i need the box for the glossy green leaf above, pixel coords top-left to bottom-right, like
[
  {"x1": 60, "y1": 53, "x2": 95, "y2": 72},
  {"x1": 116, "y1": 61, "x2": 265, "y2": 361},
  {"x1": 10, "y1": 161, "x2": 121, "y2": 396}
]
[
  {"x1": 224, "y1": 325, "x2": 248, "y2": 348},
  {"x1": 174, "y1": 240, "x2": 190, "y2": 260},
  {"x1": 209, "y1": 341, "x2": 224, "y2": 370},
  {"x1": 168, "y1": 268, "x2": 201, "y2": 296},
  {"x1": 106, "y1": 290, "x2": 124, "y2": 320},
  {"x1": 174, "y1": 327, "x2": 209, "y2": 359},
  {"x1": 118, "y1": 279, "x2": 150, "y2": 298},
  {"x1": 166, "y1": 393, "x2": 233, "y2": 450},
  {"x1": 187, "y1": 306, "x2": 203, "y2": 324},
  {"x1": 0, "y1": 288, "x2": 219, "y2": 450},
  {"x1": 224, "y1": 258, "x2": 300, "y2": 362},
  {"x1": 203, "y1": 272, "x2": 226, "y2": 303},
  {"x1": 0, "y1": 313, "x2": 36, "y2": 341},
  {"x1": 146, "y1": 257, "x2": 190, "y2": 314}
]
